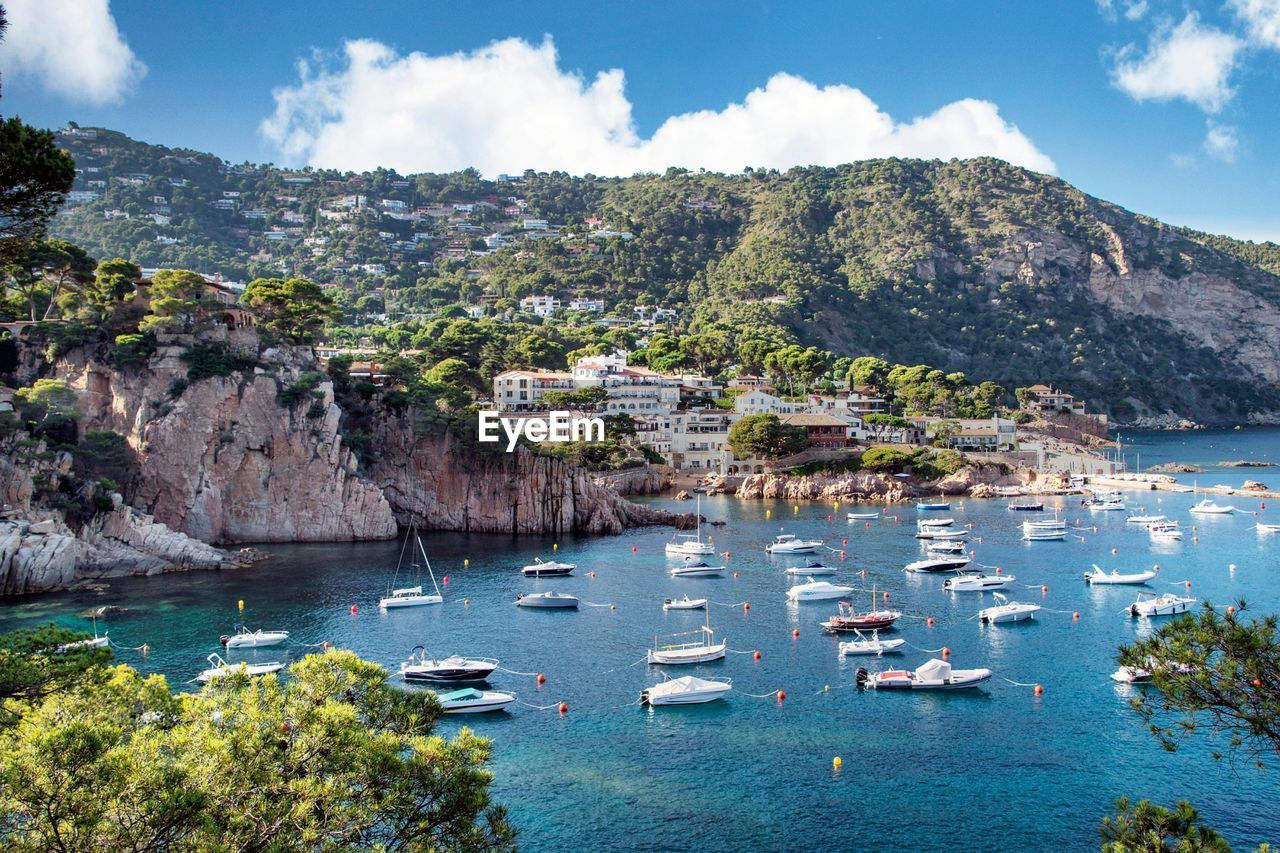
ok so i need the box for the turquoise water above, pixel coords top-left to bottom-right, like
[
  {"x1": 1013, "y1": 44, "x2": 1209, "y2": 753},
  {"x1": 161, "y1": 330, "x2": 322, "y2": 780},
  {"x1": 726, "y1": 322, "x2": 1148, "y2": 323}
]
[{"x1": 4, "y1": 430, "x2": 1280, "y2": 850}]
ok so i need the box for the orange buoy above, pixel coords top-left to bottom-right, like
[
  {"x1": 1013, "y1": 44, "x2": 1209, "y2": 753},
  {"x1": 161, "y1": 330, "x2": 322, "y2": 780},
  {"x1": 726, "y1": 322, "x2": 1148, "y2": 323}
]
[
  {"x1": 322, "y1": 641, "x2": 331, "y2": 649},
  {"x1": 1073, "y1": 611, "x2": 1080, "y2": 620},
  {"x1": 1193, "y1": 536, "x2": 1199, "y2": 543},
  {"x1": 842, "y1": 539, "x2": 848, "y2": 546},
  {"x1": 1041, "y1": 585, "x2": 1048, "y2": 594},
  {"x1": 792, "y1": 629, "x2": 800, "y2": 639},
  {"x1": 866, "y1": 522, "x2": 871, "y2": 528},
  {"x1": 927, "y1": 616, "x2": 935, "y2": 627},
  {"x1": 726, "y1": 552, "x2": 732, "y2": 558},
  {"x1": 1185, "y1": 580, "x2": 1192, "y2": 588},
  {"x1": 1227, "y1": 605, "x2": 1236, "y2": 615},
  {"x1": 1034, "y1": 684, "x2": 1044, "y2": 696},
  {"x1": 883, "y1": 591, "x2": 890, "y2": 600},
  {"x1": 753, "y1": 650, "x2": 761, "y2": 660},
  {"x1": 777, "y1": 690, "x2": 786, "y2": 702},
  {"x1": 1154, "y1": 564, "x2": 1160, "y2": 571},
  {"x1": 942, "y1": 647, "x2": 950, "y2": 658},
  {"x1": 995, "y1": 566, "x2": 1001, "y2": 574},
  {"x1": 350, "y1": 605, "x2": 358, "y2": 614},
  {"x1": 141, "y1": 644, "x2": 150, "y2": 655},
  {"x1": 744, "y1": 602, "x2": 751, "y2": 611},
  {"x1": 632, "y1": 546, "x2": 637, "y2": 552},
  {"x1": 558, "y1": 702, "x2": 568, "y2": 714},
  {"x1": 589, "y1": 571, "x2": 596, "y2": 577},
  {"x1": 537, "y1": 673, "x2": 546, "y2": 684}
]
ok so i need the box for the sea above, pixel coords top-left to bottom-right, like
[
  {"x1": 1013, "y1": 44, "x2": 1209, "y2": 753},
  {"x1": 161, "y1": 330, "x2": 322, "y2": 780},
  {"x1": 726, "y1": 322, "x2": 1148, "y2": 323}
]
[{"x1": 3, "y1": 428, "x2": 1280, "y2": 851}]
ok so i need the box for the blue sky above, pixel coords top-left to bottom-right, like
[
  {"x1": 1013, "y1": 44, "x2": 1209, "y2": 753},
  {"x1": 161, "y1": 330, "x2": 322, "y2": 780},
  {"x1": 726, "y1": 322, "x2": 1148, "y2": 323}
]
[{"x1": 5, "y1": 0, "x2": 1280, "y2": 240}]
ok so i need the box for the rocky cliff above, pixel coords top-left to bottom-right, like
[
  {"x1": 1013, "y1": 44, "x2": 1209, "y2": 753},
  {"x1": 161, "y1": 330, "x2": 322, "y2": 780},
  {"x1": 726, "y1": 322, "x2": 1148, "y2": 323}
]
[{"x1": 735, "y1": 463, "x2": 1020, "y2": 502}]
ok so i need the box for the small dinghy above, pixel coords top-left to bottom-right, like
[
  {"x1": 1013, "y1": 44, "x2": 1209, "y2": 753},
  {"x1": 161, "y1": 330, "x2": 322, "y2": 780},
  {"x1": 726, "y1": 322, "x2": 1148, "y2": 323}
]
[
  {"x1": 916, "y1": 502, "x2": 951, "y2": 511},
  {"x1": 434, "y1": 687, "x2": 516, "y2": 714},
  {"x1": 1126, "y1": 514, "x2": 1167, "y2": 525},
  {"x1": 669, "y1": 559, "x2": 725, "y2": 578},
  {"x1": 944, "y1": 572, "x2": 1015, "y2": 592},
  {"x1": 847, "y1": 511, "x2": 880, "y2": 520},
  {"x1": 641, "y1": 674, "x2": 732, "y2": 706},
  {"x1": 905, "y1": 556, "x2": 971, "y2": 573},
  {"x1": 978, "y1": 593, "x2": 1041, "y2": 624},
  {"x1": 786, "y1": 577, "x2": 855, "y2": 602},
  {"x1": 663, "y1": 595, "x2": 708, "y2": 611},
  {"x1": 926, "y1": 540, "x2": 967, "y2": 555},
  {"x1": 765, "y1": 533, "x2": 823, "y2": 554},
  {"x1": 1129, "y1": 592, "x2": 1196, "y2": 618},
  {"x1": 221, "y1": 626, "x2": 289, "y2": 649},
  {"x1": 917, "y1": 517, "x2": 955, "y2": 528},
  {"x1": 914, "y1": 528, "x2": 969, "y2": 540},
  {"x1": 1084, "y1": 564, "x2": 1156, "y2": 585},
  {"x1": 784, "y1": 560, "x2": 837, "y2": 576},
  {"x1": 856, "y1": 658, "x2": 992, "y2": 690},
  {"x1": 197, "y1": 653, "x2": 284, "y2": 684},
  {"x1": 515, "y1": 591, "x2": 579, "y2": 609},
  {"x1": 399, "y1": 646, "x2": 498, "y2": 682},
  {"x1": 521, "y1": 558, "x2": 575, "y2": 577},
  {"x1": 1190, "y1": 499, "x2": 1235, "y2": 515},
  {"x1": 838, "y1": 629, "x2": 906, "y2": 656}
]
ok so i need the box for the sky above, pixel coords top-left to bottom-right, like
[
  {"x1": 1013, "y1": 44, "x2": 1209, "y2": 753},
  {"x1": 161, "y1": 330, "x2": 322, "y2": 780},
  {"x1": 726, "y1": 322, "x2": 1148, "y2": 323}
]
[{"x1": 4, "y1": 0, "x2": 1280, "y2": 241}]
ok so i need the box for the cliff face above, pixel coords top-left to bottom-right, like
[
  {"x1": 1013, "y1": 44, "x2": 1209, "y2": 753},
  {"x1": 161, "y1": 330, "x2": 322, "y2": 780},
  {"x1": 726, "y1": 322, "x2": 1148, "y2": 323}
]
[{"x1": 735, "y1": 464, "x2": 1020, "y2": 502}]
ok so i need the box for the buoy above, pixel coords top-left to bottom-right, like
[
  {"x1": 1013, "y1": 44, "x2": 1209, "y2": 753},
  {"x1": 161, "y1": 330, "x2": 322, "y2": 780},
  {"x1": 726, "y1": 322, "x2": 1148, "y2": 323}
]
[
  {"x1": 834, "y1": 501, "x2": 840, "y2": 510},
  {"x1": 1092, "y1": 526, "x2": 1098, "y2": 533},
  {"x1": 995, "y1": 566, "x2": 1001, "y2": 574},
  {"x1": 1034, "y1": 684, "x2": 1044, "y2": 696},
  {"x1": 1229, "y1": 563, "x2": 1237, "y2": 571},
  {"x1": 237, "y1": 599, "x2": 244, "y2": 610},
  {"x1": 322, "y1": 641, "x2": 331, "y2": 649},
  {"x1": 752, "y1": 650, "x2": 761, "y2": 661},
  {"x1": 1185, "y1": 580, "x2": 1192, "y2": 588},
  {"x1": 766, "y1": 510, "x2": 772, "y2": 518},
  {"x1": 865, "y1": 522, "x2": 871, "y2": 529},
  {"x1": 927, "y1": 616, "x2": 935, "y2": 627},
  {"x1": 464, "y1": 599, "x2": 470, "y2": 606},
  {"x1": 464, "y1": 559, "x2": 470, "y2": 567},
  {"x1": 1227, "y1": 605, "x2": 1236, "y2": 615},
  {"x1": 611, "y1": 603, "x2": 617, "y2": 611},
  {"x1": 792, "y1": 629, "x2": 800, "y2": 639},
  {"x1": 777, "y1": 690, "x2": 786, "y2": 702},
  {"x1": 726, "y1": 552, "x2": 732, "y2": 558},
  {"x1": 733, "y1": 571, "x2": 739, "y2": 578},
  {"x1": 1193, "y1": 536, "x2": 1199, "y2": 543},
  {"x1": 840, "y1": 550, "x2": 846, "y2": 558},
  {"x1": 883, "y1": 591, "x2": 890, "y2": 600},
  {"x1": 1253, "y1": 678, "x2": 1263, "y2": 687},
  {"x1": 1073, "y1": 611, "x2": 1080, "y2": 620},
  {"x1": 1041, "y1": 585, "x2": 1048, "y2": 594},
  {"x1": 632, "y1": 546, "x2": 637, "y2": 553},
  {"x1": 350, "y1": 605, "x2": 358, "y2": 615},
  {"x1": 443, "y1": 576, "x2": 449, "y2": 584},
  {"x1": 842, "y1": 539, "x2": 848, "y2": 546},
  {"x1": 558, "y1": 702, "x2": 568, "y2": 714},
  {"x1": 942, "y1": 647, "x2": 950, "y2": 658},
  {"x1": 553, "y1": 543, "x2": 558, "y2": 551},
  {"x1": 794, "y1": 505, "x2": 799, "y2": 513},
  {"x1": 1111, "y1": 548, "x2": 1118, "y2": 555},
  {"x1": 833, "y1": 756, "x2": 843, "y2": 770},
  {"x1": 589, "y1": 571, "x2": 596, "y2": 577},
  {"x1": 141, "y1": 644, "x2": 149, "y2": 655},
  {"x1": 537, "y1": 673, "x2": 546, "y2": 684},
  {"x1": 744, "y1": 602, "x2": 751, "y2": 611},
  {"x1": 1192, "y1": 526, "x2": 1197, "y2": 532},
  {"x1": 827, "y1": 515, "x2": 833, "y2": 521},
  {"x1": 824, "y1": 684, "x2": 830, "y2": 693},
  {"x1": 1154, "y1": 564, "x2": 1160, "y2": 571}
]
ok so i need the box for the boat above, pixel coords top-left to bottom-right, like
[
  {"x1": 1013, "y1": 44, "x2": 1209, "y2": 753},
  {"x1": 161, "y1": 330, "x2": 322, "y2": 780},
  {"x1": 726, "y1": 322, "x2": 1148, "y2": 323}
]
[
  {"x1": 1129, "y1": 592, "x2": 1196, "y2": 618},
  {"x1": 838, "y1": 629, "x2": 906, "y2": 656},
  {"x1": 917, "y1": 517, "x2": 955, "y2": 528},
  {"x1": 647, "y1": 622, "x2": 727, "y2": 665},
  {"x1": 665, "y1": 494, "x2": 716, "y2": 555},
  {"x1": 515, "y1": 591, "x2": 579, "y2": 609},
  {"x1": 57, "y1": 615, "x2": 109, "y2": 652},
  {"x1": 978, "y1": 593, "x2": 1041, "y2": 624},
  {"x1": 1022, "y1": 518, "x2": 1068, "y2": 541},
  {"x1": 434, "y1": 687, "x2": 516, "y2": 714},
  {"x1": 905, "y1": 556, "x2": 971, "y2": 573},
  {"x1": 856, "y1": 658, "x2": 993, "y2": 690},
  {"x1": 1084, "y1": 564, "x2": 1156, "y2": 585},
  {"x1": 1086, "y1": 497, "x2": 1126, "y2": 511},
  {"x1": 786, "y1": 577, "x2": 855, "y2": 602},
  {"x1": 1149, "y1": 522, "x2": 1183, "y2": 540},
  {"x1": 926, "y1": 540, "x2": 967, "y2": 555},
  {"x1": 1167, "y1": 484, "x2": 1195, "y2": 493},
  {"x1": 916, "y1": 501, "x2": 951, "y2": 511},
  {"x1": 1110, "y1": 665, "x2": 1152, "y2": 684},
  {"x1": 521, "y1": 558, "x2": 576, "y2": 577},
  {"x1": 641, "y1": 674, "x2": 732, "y2": 706},
  {"x1": 1126, "y1": 514, "x2": 1167, "y2": 525},
  {"x1": 663, "y1": 595, "x2": 708, "y2": 611},
  {"x1": 847, "y1": 511, "x2": 880, "y2": 520},
  {"x1": 399, "y1": 646, "x2": 498, "y2": 682},
  {"x1": 914, "y1": 528, "x2": 969, "y2": 540},
  {"x1": 765, "y1": 533, "x2": 823, "y2": 554},
  {"x1": 1190, "y1": 499, "x2": 1235, "y2": 515},
  {"x1": 944, "y1": 572, "x2": 1015, "y2": 592},
  {"x1": 669, "y1": 558, "x2": 725, "y2": 578},
  {"x1": 784, "y1": 560, "x2": 837, "y2": 576},
  {"x1": 220, "y1": 626, "x2": 289, "y2": 649},
  {"x1": 1008, "y1": 499, "x2": 1045, "y2": 512},
  {"x1": 821, "y1": 587, "x2": 901, "y2": 632},
  {"x1": 197, "y1": 653, "x2": 284, "y2": 684},
  {"x1": 379, "y1": 522, "x2": 444, "y2": 608},
  {"x1": 1259, "y1": 522, "x2": 1280, "y2": 533}
]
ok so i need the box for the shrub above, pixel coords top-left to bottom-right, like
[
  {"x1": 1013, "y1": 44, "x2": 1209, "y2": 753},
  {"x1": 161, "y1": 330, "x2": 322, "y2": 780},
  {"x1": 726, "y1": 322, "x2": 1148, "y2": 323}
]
[
  {"x1": 277, "y1": 372, "x2": 325, "y2": 408},
  {"x1": 111, "y1": 332, "x2": 156, "y2": 368},
  {"x1": 859, "y1": 447, "x2": 913, "y2": 472},
  {"x1": 180, "y1": 345, "x2": 259, "y2": 382}
]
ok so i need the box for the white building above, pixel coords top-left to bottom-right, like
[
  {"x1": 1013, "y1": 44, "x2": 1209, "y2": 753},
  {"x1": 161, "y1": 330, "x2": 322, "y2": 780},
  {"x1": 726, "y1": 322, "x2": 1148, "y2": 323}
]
[
  {"x1": 568, "y1": 298, "x2": 606, "y2": 312},
  {"x1": 519, "y1": 295, "x2": 561, "y2": 317},
  {"x1": 493, "y1": 370, "x2": 575, "y2": 411},
  {"x1": 734, "y1": 390, "x2": 795, "y2": 416},
  {"x1": 522, "y1": 218, "x2": 549, "y2": 230}
]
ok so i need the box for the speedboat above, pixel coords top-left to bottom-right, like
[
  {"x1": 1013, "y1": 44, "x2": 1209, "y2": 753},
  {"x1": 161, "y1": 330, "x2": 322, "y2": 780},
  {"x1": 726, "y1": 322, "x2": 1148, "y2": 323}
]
[
  {"x1": 914, "y1": 528, "x2": 969, "y2": 540},
  {"x1": 220, "y1": 626, "x2": 289, "y2": 649},
  {"x1": 1129, "y1": 592, "x2": 1196, "y2": 618},
  {"x1": 1022, "y1": 519, "x2": 1067, "y2": 541},
  {"x1": 1149, "y1": 522, "x2": 1183, "y2": 540},
  {"x1": 905, "y1": 556, "x2": 971, "y2": 573},
  {"x1": 765, "y1": 533, "x2": 823, "y2": 554},
  {"x1": 197, "y1": 653, "x2": 284, "y2": 684},
  {"x1": 663, "y1": 595, "x2": 708, "y2": 611},
  {"x1": 521, "y1": 558, "x2": 576, "y2": 577},
  {"x1": 1259, "y1": 522, "x2": 1280, "y2": 533},
  {"x1": 847, "y1": 511, "x2": 880, "y2": 520},
  {"x1": 784, "y1": 560, "x2": 838, "y2": 576},
  {"x1": 399, "y1": 647, "x2": 498, "y2": 682},
  {"x1": 838, "y1": 629, "x2": 906, "y2": 656},
  {"x1": 669, "y1": 559, "x2": 725, "y2": 578},
  {"x1": 1126, "y1": 514, "x2": 1167, "y2": 525},
  {"x1": 978, "y1": 593, "x2": 1041, "y2": 624},
  {"x1": 917, "y1": 517, "x2": 955, "y2": 528},
  {"x1": 641, "y1": 674, "x2": 732, "y2": 706},
  {"x1": 822, "y1": 591, "x2": 901, "y2": 632},
  {"x1": 434, "y1": 687, "x2": 516, "y2": 714},
  {"x1": 380, "y1": 522, "x2": 444, "y2": 608},
  {"x1": 916, "y1": 501, "x2": 951, "y2": 511},
  {"x1": 856, "y1": 658, "x2": 992, "y2": 690},
  {"x1": 1084, "y1": 564, "x2": 1156, "y2": 585},
  {"x1": 1086, "y1": 497, "x2": 1126, "y2": 511},
  {"x1": 647, "y1": 624, "x2": 726, "y2": 664},
  {"x1": 926, "y1": 540, "x2": 967, "y2": 555},
  {"x1": 515, "y1": 591, "x2": 579, "y2": 609},
  {"x1": 944, "y1": 572, "x2": 1015, "y2": 592},
  {"x1": 1111, "y1": 665, "x2": 1152, "y2": 684},
  {"x1": 1008, "y1": 500, "x2": 1044, "y2": 512},
  {"x1": 1190, "y1": 499, "x2": 1235, "y2": 515},
  {"x1": 786, "y1": 577, "x2": 855, "y2": 602},
  {"x1": 665, "y1": 494, "x2": 716, "y2": 555}
]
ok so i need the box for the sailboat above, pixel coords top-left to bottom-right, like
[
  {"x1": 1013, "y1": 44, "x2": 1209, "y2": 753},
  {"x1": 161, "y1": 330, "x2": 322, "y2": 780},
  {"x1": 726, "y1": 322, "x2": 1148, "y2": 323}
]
[
  {"x1": 646, "y1": 609, "x2": 727, "y2": 664},
  {"x1": 380, "y1": 521, "x2": 443, "y2": 609},
  {"x1": 666, "y1": 493, "x2": 716, "y2": 555},
  {"x1": 57, "y1": 614, "x2": 110, "y2": 652}
]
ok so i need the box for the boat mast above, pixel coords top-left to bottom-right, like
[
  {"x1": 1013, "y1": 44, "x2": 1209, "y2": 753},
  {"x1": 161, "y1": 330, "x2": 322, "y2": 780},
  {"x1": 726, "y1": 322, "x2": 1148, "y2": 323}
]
[{"x1": 416, "y1": 530, "x2": 442, "y2": 597}]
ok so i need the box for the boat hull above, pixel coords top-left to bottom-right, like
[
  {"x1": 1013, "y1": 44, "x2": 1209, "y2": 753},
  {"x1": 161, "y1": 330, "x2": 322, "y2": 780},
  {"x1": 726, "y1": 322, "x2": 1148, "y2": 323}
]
[
  {"x1": 647, "y1": 644, "x2": 727, "y2": 665},
  {"x1": 516, "y1": 594, "x2": 579, "y2": 609},
  {"x1": 380, "y1": 595, "x2": 444, "y2": 608}
]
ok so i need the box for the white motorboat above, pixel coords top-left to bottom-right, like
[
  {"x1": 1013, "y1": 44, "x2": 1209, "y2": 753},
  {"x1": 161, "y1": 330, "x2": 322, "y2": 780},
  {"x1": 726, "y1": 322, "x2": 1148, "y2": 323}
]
[
  {"x1": 978, "y1": 593, "x2": 1041, "y2": 624},
  {"x1": 905, "y1": 556, "x2": 971, "y2": 573},
  {"x1": 399, "y1": 647, "x2": 498, "y2": 682},
  {"x1": 916, "y1": 501, "x2": 951, "y2": 511},
  {"x1": 665, "y1": 494, "x2": 716, "y2": 555},
  {"x1": 1086, "y1": 497, "x2": 1126, "y2": 511},
  {"x1": 765, "y1": 533, "x2": 823, "y2": 554},
  {"x1": 197, "y1": 653, "x2": 284, "y2": 684},
  {"x1": 641, "y1": 674, "x2": 732, "y2": 706},
  {"x1": 1149, "y1": 522, "x2": 1183, "y2": 540},
  {"x1": 926, "y1": 540, "x2": 967, "y2": 555},
  {"x1": 786, "y1": 577, "x2": 855, "y2": 602},
  {"x1": 1084, "y1": 564, "x2": 1156, "y2": 585},
  {"x1": 944, "y1": 572, "x2": 1015, "y2": 592},
  {"x1": 1190, "y1": 499, "x2": 1235, "y2": 515},
  {"x1": 1022, "y1": 519, "x2": 1067, "y2": 541},
  {"x1": 220, "y1": 626, "x2": 289, "y2": 649},
  {"x1": 1259, "y1": 522, "x2": 1280, "y2": 533},
  {"x1": 917, "y1": 517, "x2": 955, "y2": 528},
  {"x1": 838, "y1": 629, "x2": 906, "y2": 656},
  {"x1": 647, "y1": 624, "x2": 727, "y2": 664},
  {"x1": 521, "y1": 558, "x2": 576, "y2": 577},
  {"x1": 663, "y1": 595, "x2": 708, "y2": 611},
  {"x1": 847, "y1": 511, "x2": 880, "y2": 520},
  {"x1": 914, "y1": 528, "x2": 969, "y2": 540},
  {"x1": 1126, "y1": 514, "x2": 1167, "y2": 525},
  {"x1": 515, "y1": 591, "x2": 579, "y2": 609},
  {"x1": 856, "y1": 658, "x2": 992, "y2": 690},
  {"x1": 380, "y1": 522, "x2": 443, "y2": 608},
  {"x1": 669, "y1": 558, "x2": 725, "y2": 578},
  {"x1": 1129, "y1": 592, "x2": 1196, "y2": 618},
  {"x1": 784, "y1": 560, "x2": 838, "y2": 576},
  {"x1": 1008, "y1": 499, "x2": 1045, "y2": 512},
  {"x1": 434, "y1": 687, "x2": 516, "y2": 714},
  {"x1": 1110, "y1": 665, "x2": 1152, "y2": 684}
]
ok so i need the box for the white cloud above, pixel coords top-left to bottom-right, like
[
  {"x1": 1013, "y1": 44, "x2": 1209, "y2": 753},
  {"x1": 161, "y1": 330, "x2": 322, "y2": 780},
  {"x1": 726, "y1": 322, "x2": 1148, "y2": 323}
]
[
  {"x1": 1097, "y1": 0, "x2": 1149, "y2": 22},
  {"x1": 1229, "y1": 0, "x2": 1280, "y2": 48},
  {"x1": 1204, "y1": 123, "x2": 1240, "y2": 161},
  {"x1": 1124, "y1": 0, "x2": 1149, "y2": 21},
  {"x1": 1111, "y1": 13, "x2": 1243, "y2": 112},
  {"x1": 2, "y1": 0, "x2": 145, "y2": 104},
  {"x1": 261, "y1": 37, "x2": 1056, "y2": 176}
]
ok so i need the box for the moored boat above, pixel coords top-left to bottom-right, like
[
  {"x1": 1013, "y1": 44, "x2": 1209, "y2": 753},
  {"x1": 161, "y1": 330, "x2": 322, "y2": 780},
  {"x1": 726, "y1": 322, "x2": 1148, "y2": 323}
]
[
  {"x1": 380, "y1": 522, "x2": 444, "y2": 608},
  {"x1": 669, "y1": 559, "x2": 725, "y2": 578},
  {"x1": 926, "y1": 540, "x2": 967, "y2": 554},
  {"x1": 515, "y1": 591, "x2": 579, "y2": 609},
  {"x1": 1128, "y1": 592, "x2": 1196, "y2": 618},
  {"x1": 434, "y1": 687, "x2": 516, "y2": 714},
  {"x1": 838, "y1": 629, "x2": 906, "y2": 656},
  {"x1": 978, "y1": 593, "x2": 1041, "y2": 624},
  {"x1": 765, "y1": 533, "x2": 823, "y2": 554},
  {"x1": 1110, "y1": 665, "x2": 1152, "y2": 684},
  {"x1": 786, "y1": 577, "x2": 855, "y2": 602},
  {"x1": 944, "y1": 572, "x2": 1015, "y2": 592},
  {"x1": 821, "y1": 587, "x2": 901, "y2": 632},
  {"x1": 663, "y1": 595, "x2": 708, "y2": 611},
  {"x1": 917, "y1": 517, "x2": 955, "y2": 528},
  {"x1": 1190, "y1": 498, "x2": 1235, "y2": 515},
  {"x1": 1126, "y1": 514, "x2": 1167, "y2": 525},
  {"x1": 641, "y1": 674, "x2": 732, "y2": 706},
  {"x1": 197, "y1": 653, "x2": 284, "y2": 684},
  {"x1": 1084, "y1": 564, "x2": 1156, "y2": 585},
  {"x1": 916, "y1": 501, "x2": 951, "y2": 511},
  {"x1": 647, "y1": 623, "x2": 727, "y2": 664},
  {"x1": 905, "y1": 556, "x2": 971, "y2": 573},
  {"x1": 1149, "y1": 522, "x2": 1183, "y2": 540},
  {"x1": 847, "y1": 511, "x2": 880, "y2": 520},
  {"x1": 915, "y1": 528, "x2": 969, "y2": 540},
  {"x1": 856, "y1": 658, "x2": 992, "y2": 690},
  {"x1": 665, "y1": 494, "x2": 716, "y2": 555},
  {"x1": 399, "y1": 646, "x2": 498, "y2": 682},
  {"x1": 1008, "y1": 499, "x2": 1045, "y2": 512},
  {"x1": 221, "y1": 626, "x2": 289, "y2": 649},
  {"x1": 1259, "y1": 522, "x2": 1280, "y2": 533},
  {"x1": 784, "y1": 560, "x2": 837, "y2": 576},
  {"x1": 521, "y1": 558, "x2": 576, "y2": 577}
]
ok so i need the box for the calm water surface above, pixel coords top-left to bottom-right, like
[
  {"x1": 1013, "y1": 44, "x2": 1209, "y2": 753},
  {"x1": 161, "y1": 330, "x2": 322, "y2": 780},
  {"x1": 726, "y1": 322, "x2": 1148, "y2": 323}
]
[{"x1": 4, "y1": 430, "x2": 1280, "y2": 851}]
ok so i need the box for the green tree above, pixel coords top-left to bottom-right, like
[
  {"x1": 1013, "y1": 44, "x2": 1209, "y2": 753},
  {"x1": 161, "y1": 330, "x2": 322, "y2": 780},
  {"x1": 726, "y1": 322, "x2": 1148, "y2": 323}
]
[
  {"x1": 858, "y1": 446, "x2": 913, "y2": 472},
  {"x1": 847, "y1": 356, "x2": 891, "y2": 391},
  {"x1": 15, "y1": 378, "x2": 79, "y2": 419},
  {"x1": 0, "y1": 117, "x2": 75, "y2": 264},
  {"x1": 425, "y1": 357, "x2": 485, "y2": 395},
  {"x1": 862, "y1": 413, "x2": 914, "y2": 442},
  {"x1": 0, "y1": 624, "x2": 112, "y2": 725},
  {"x1": 1099, "y1": 797, "x2": 1231, "y2": 853},
  {"x1": 139, "y1": 269, "x2": 207, "y2": 333},
  {"x1": 243, "y1": 276, "x2": 341, "y2": 344},
  {"x1": 727, "y1": 413, "x2": 808, "y2": 458},
  {"x1": 513, "y1": 334, "x2": 567, "y2": 370}
]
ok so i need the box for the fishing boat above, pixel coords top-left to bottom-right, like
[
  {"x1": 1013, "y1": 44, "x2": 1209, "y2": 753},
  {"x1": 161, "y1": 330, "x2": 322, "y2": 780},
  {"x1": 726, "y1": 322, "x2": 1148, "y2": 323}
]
[
  {"x1": 978, "y1": 593, "x2": 1041, "y2": 624},
  {"x1": 669, "y1": 558, "x2": 725, "y2": 578},
  {"x1": 838, "y1": 629, "x2": 906, "y2": 656},
  {"x1": 786, "y1": 577, "x2": 855, "y2": 602},
  {"x1": 663, "y1": 595, "x2": 708, "y2": 611},
  {"x1": 220, "y1": 626, "x2": 289, "y2": 649},
  {"x1": 821, "y1": 588, "x2": 901, "y2": 632},
  {"x1": 515, "y1": 591, "x2": 579, "y2": 609},
  {"x1": 434, "y1": 687, "x2": 516, "y2": 714},
  {"x1": 1129, "y1": 592, "x2": 1196, "y2": 618},
  {"x1": 917, "y1": 517, "x2": 955, "y2": 528},
  {"x1": 1190, "y1": 499, "x2": 1235, "y2": 515},
  {"x1": 197, "y1": 653, "x2": 284, "y2": 684},
  {"x1": 1084, "y1": 564, "x2": 1156, "y2": 585},
  {"x1": 646, "y1": 623, "x2": 727, "y2": 665},
  {"x1": 944, "y1": 572, "x2": 1015, "y2": 592},
  {"x1": 641, "y1": 674, "x2": 732, "y2": 706},
  {"x1": 856, "y1": 658, "x2": 993, "y2": 690},
  {"x1": 765, "y1": 533, "x2": 823, "y2": 554},
  {"x1": 665, "y1": 494, "x2": 716, "y2": 555},
  {"x1": 784, "y1": 560, "x2": 837, "y2": 576},
  {"x1": 1149, "y1": 522, "x2": 1183, "y2": 540},
  {"x1": 521, "y1": 558, "x2": 576, "y2": 577},
  {"x1": 847, "y1": 511, "x2": 880, "y2": 520},
  {"x1": 379, "y1": 522, "x2": 443, "y2": 608},
  {"x1": 916, "y1": 501, "x2": 951, "y2": 511},
  {"x1": 1126, "y1": 514, "x2": 1167, "y2": 525},
  {"x1": 399, "y1": 646, "x2": 498, "y2": 682},
  {"x1": 905, "y1": 556, "x2": 971, "y2": 573},
  {"x1": 914, "y1": 528, "x2": 969, "y2": 540},
  {"x1": 1259, "y1": 522, "x2": 1280, "y2": 533},
  {"x1": 1110, "y1": 665, "x2": 1152, "y2": 684},
  {"x1": 1008, "y1": 499, "x2": 1045, "y2": 512},
  {"x1": 1022, "y1": 518, "x2": 1068, "y2": 541},
  {"x1": 926, "y1": 540, "x2": 967, "y2": 555}
]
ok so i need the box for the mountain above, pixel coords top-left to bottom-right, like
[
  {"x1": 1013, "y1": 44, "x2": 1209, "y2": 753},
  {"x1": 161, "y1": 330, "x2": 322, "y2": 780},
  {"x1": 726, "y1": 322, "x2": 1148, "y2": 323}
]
[{"x1": 47, "y1": 127, "x2": 1280, "y2": 424}]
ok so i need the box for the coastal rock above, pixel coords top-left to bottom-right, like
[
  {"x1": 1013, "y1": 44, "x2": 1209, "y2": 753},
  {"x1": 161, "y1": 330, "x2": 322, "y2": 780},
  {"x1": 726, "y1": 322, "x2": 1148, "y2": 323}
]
[
  {"x1": 0, "y1": 519, "x2": 78, "y2": 595},
  {"x1": 1148, "y1": 463, "x2": 1204, "y2": 473},
  {"x1": 1217, "y1": 460, "x2": 1275, "y2": 468},
  {"x1": 736, "y1": 471, "x2": 911, "y2": 502},
  {"x1": 77, "y1": 503, "x2": 237, "y2": 578},
  {"x1": 1242, "y1": 480, "x2": 1268, "y2": 492},
  {"x1": 592, "y1": 466, "x2": 670, "y2": 496}
]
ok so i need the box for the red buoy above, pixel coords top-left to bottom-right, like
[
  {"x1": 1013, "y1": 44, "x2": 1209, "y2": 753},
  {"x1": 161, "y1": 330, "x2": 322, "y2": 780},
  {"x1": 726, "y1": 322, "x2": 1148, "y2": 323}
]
[
  {"x1": 777, "y1": 690, "x2": 786, "y2": 702},
  {"x1": 753, "y1": 650, "x2": 761, "y2": 660},
  {"x1": 1034, "y1": 684, "x2": 1044, "y2": 696},
  {"x1": 792, "y1": 629, "x2": 800, "y2": 639},
  {"x1": 927, "y1": 616, "x2": 935, "y2": 627},
  {"x1": 350, "y1": 605, "x2": 358, "y2": 614},
  {"x1": 537, "y1": 673, "x2": 546, "y2": 684},
  {"x1": 558, "y1": 702, "x2": 568, "y2": 714}
]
